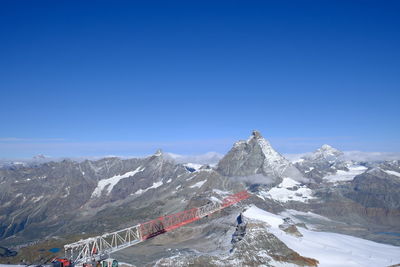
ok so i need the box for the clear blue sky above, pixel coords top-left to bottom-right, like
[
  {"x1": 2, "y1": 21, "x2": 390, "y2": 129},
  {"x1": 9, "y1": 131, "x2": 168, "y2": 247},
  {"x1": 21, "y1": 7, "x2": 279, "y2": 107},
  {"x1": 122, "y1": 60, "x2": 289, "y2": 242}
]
[{"x1": 1, "y1": 0, "x2": 399, "y2": 158}]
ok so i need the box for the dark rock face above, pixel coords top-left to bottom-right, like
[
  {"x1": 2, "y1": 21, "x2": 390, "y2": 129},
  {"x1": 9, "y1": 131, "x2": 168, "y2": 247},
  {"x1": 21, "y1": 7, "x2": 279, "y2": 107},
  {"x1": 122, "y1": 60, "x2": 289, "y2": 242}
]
[
  {"x1": 0, "y1": 152, "x2": 188, "y2": 242},
  {"x1": 346, "y1": 168, "x2": 400, "y2": 210},
  {"x1": 304, "y1": 166, "x2": 400, "y2": 243},
  {"x1": 0, "y1": 159, "x2": 97, "y2": 240},
  {"x1": 0, "y1": 246, "x2": 17, "y2": 258}
]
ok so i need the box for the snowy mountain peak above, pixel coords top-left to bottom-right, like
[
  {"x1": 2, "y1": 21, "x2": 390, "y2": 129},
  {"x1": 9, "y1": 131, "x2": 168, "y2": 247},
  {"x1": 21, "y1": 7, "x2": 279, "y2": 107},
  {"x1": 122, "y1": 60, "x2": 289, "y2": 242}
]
[
  {"x1": 310, "y1": 144, "x2": 343, "y2": 160},
  {"x1": 320, "y1": 144, "x2": 340, "y2": 153},
  {"x1": 253, "y1": 135, "x2": 282, "y2": 163},
  {"x1": 247, "y1": 130, "x2": 291, "y2": 168},
  {"x1": 321, "y1": 144, "x2": 333, "y2": 150},
  {"x1": 33, "y1": 154, "x2": 49, "y2": 160},
  {"x1": 154, "y1": 149, "x2": 163, "y2": 157},
  {"x1": 251, "y1": 130, "x2": 263, "y2": 139},
  {"x1": 217, "y1": 131, "x2": 306, "y2": 182}
]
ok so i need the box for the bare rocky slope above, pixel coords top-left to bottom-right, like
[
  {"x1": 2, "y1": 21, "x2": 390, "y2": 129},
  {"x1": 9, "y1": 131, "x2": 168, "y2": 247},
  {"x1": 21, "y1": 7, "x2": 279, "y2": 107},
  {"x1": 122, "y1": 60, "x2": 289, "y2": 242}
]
[{"x1": 1, "y1": 131, "x2": 400, "y2": 266}]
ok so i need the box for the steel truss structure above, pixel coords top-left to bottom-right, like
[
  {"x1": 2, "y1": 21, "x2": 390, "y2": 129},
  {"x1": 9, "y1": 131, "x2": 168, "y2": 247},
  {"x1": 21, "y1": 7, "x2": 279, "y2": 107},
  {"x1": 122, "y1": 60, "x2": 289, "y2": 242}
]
[{"x1": 64, "y1": 190, "x2": 250, "y2": 264}]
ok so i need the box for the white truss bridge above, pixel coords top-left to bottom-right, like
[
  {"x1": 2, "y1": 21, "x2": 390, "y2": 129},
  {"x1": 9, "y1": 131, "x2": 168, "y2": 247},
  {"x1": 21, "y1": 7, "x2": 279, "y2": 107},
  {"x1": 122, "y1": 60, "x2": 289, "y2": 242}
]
[{"x1": 64, "y1": 191, "x2": 250, "y2": 264}]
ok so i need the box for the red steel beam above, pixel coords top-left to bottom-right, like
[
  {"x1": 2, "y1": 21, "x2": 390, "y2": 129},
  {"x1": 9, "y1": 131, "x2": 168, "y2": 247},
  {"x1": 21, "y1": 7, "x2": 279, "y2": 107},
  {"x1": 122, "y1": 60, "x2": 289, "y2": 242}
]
[{"x1": 139, "y1": 190, "x2": 250, "y2": 240}]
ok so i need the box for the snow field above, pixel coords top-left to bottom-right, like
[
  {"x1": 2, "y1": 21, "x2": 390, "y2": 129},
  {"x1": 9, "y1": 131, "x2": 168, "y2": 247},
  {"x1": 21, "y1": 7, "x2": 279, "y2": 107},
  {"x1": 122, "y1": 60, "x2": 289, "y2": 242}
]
[
  {"x1": 323, "y1": 165, "x2": 367, "y2": 182},
  {"x1": 262, "y1": 178, "x2": 315, "y2": 203},
  {"x1": 243, "y1": 205, "x2": 400, "y2": 267}
]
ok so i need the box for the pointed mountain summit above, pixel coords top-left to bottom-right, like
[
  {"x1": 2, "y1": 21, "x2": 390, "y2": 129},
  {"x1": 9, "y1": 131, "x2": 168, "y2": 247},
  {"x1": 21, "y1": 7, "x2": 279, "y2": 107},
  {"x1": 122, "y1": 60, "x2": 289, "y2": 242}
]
[
  {"x1": 217, "y1": 130, "x2": 305, "y2": 182},
  {"x1": 153, "y1": 149, "x2": 164, "y2": 157}
]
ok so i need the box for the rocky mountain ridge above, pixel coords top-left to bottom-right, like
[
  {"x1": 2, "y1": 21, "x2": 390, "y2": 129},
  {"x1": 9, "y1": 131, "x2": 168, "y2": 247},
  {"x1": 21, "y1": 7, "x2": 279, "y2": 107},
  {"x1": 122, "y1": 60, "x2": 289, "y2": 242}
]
[{"x1": 1, "y1": 131, "x2": 400, "y2": 266}]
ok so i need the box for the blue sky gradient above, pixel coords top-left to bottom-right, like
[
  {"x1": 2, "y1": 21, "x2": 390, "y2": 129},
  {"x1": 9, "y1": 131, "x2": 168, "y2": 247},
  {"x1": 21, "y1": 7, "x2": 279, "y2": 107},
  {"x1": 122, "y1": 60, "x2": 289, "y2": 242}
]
[{"x1": 1, "y1": 1, "x2": 399, "y2": 158}]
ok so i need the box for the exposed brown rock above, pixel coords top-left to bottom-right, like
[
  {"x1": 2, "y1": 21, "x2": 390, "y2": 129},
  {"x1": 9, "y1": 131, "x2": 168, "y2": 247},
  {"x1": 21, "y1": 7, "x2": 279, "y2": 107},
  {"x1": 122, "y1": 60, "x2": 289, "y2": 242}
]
[
  {"x1": 279, "y1": 224, "x2": 303, "y2": 237},
  {"x1": 272, "y1": 253, "x2": 319, "y2": 267}
]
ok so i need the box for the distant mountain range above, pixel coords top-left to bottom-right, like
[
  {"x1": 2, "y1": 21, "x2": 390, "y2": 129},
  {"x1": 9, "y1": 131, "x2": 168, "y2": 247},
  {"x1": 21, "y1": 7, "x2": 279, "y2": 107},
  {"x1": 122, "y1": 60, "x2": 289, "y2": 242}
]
[
  {"x1": 1, "y1": 131, "x2": 400, "y2": 266},
  {"x1": 2, "y1": 146, "x2": 400, "y2": 169}
]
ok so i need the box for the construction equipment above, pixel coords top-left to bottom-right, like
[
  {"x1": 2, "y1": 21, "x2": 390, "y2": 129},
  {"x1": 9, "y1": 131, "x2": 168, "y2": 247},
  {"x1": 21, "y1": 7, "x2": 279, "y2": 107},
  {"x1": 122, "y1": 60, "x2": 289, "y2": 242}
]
[
  {"x1": 64, "y1": 190, "x2": 250, "y2": 266},
  {"x1": 51, "y1": 257, "x2": 72, "y2": 267}
]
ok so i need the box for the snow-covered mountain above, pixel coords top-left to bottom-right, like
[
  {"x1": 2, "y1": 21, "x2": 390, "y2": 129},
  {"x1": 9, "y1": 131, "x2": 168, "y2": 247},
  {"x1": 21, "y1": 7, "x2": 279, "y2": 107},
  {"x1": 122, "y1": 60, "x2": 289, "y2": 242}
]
[
  {"x1": 294, "y1": 144, "x2": 368, "y2": 183},
  {"x1": 217, "y1": 130, "x2": 306, "y2": 183},
  {"x1": 306, "y1": 144, "x2": 343, "y2": 161},
  {"x1": 1, "y1": 131, "x2": 400, "y2": 266}
]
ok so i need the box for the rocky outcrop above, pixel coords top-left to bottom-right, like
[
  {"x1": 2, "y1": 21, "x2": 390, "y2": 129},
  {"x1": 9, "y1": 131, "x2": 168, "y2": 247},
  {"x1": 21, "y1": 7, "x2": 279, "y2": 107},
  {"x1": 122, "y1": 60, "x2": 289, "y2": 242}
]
[
  {"x1": 155, "y1": 212, "x2": 318, "y2": 267},
  {"x1": 279, "y1": 218, "x2": 303, "y2": 237},
  {"x1": 0, "y1": 246, "x2": 17, "y2": 258}
]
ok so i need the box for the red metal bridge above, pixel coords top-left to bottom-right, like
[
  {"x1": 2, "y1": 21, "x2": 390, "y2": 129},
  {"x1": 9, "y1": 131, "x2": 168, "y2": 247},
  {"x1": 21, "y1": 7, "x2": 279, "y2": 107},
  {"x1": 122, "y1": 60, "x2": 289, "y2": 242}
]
[{"x1": 64, "y1": 190, "x2": 250, "y2": 264}]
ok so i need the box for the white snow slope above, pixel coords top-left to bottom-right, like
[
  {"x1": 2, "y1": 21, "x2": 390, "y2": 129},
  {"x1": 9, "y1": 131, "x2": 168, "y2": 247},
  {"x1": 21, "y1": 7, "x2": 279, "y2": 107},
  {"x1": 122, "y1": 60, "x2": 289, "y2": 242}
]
[
  {"x1": 189, "y1": 180, "x2": 207, "y2": 188},
  {"x1": 134, "y1": 181, "x2": 163, "y2": 195},
  {"x1": 91, "y1": 166, "x2": 145, "y2": 197},
  {"x1": 183, "y1": 163, "x2": 203, "y2": 171},
  {"x1": 259, "y1": 177, "x2": 315, "y2": 203},
  {"x1": 384, "y1": 170, "x2": 400, "y2": 178},
  {"x1": 323, "y1": 165, "x2": 367, "y2": 182},
  {"x1": 243, "y1": 205, "x2": 400, "y2": 267}
]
